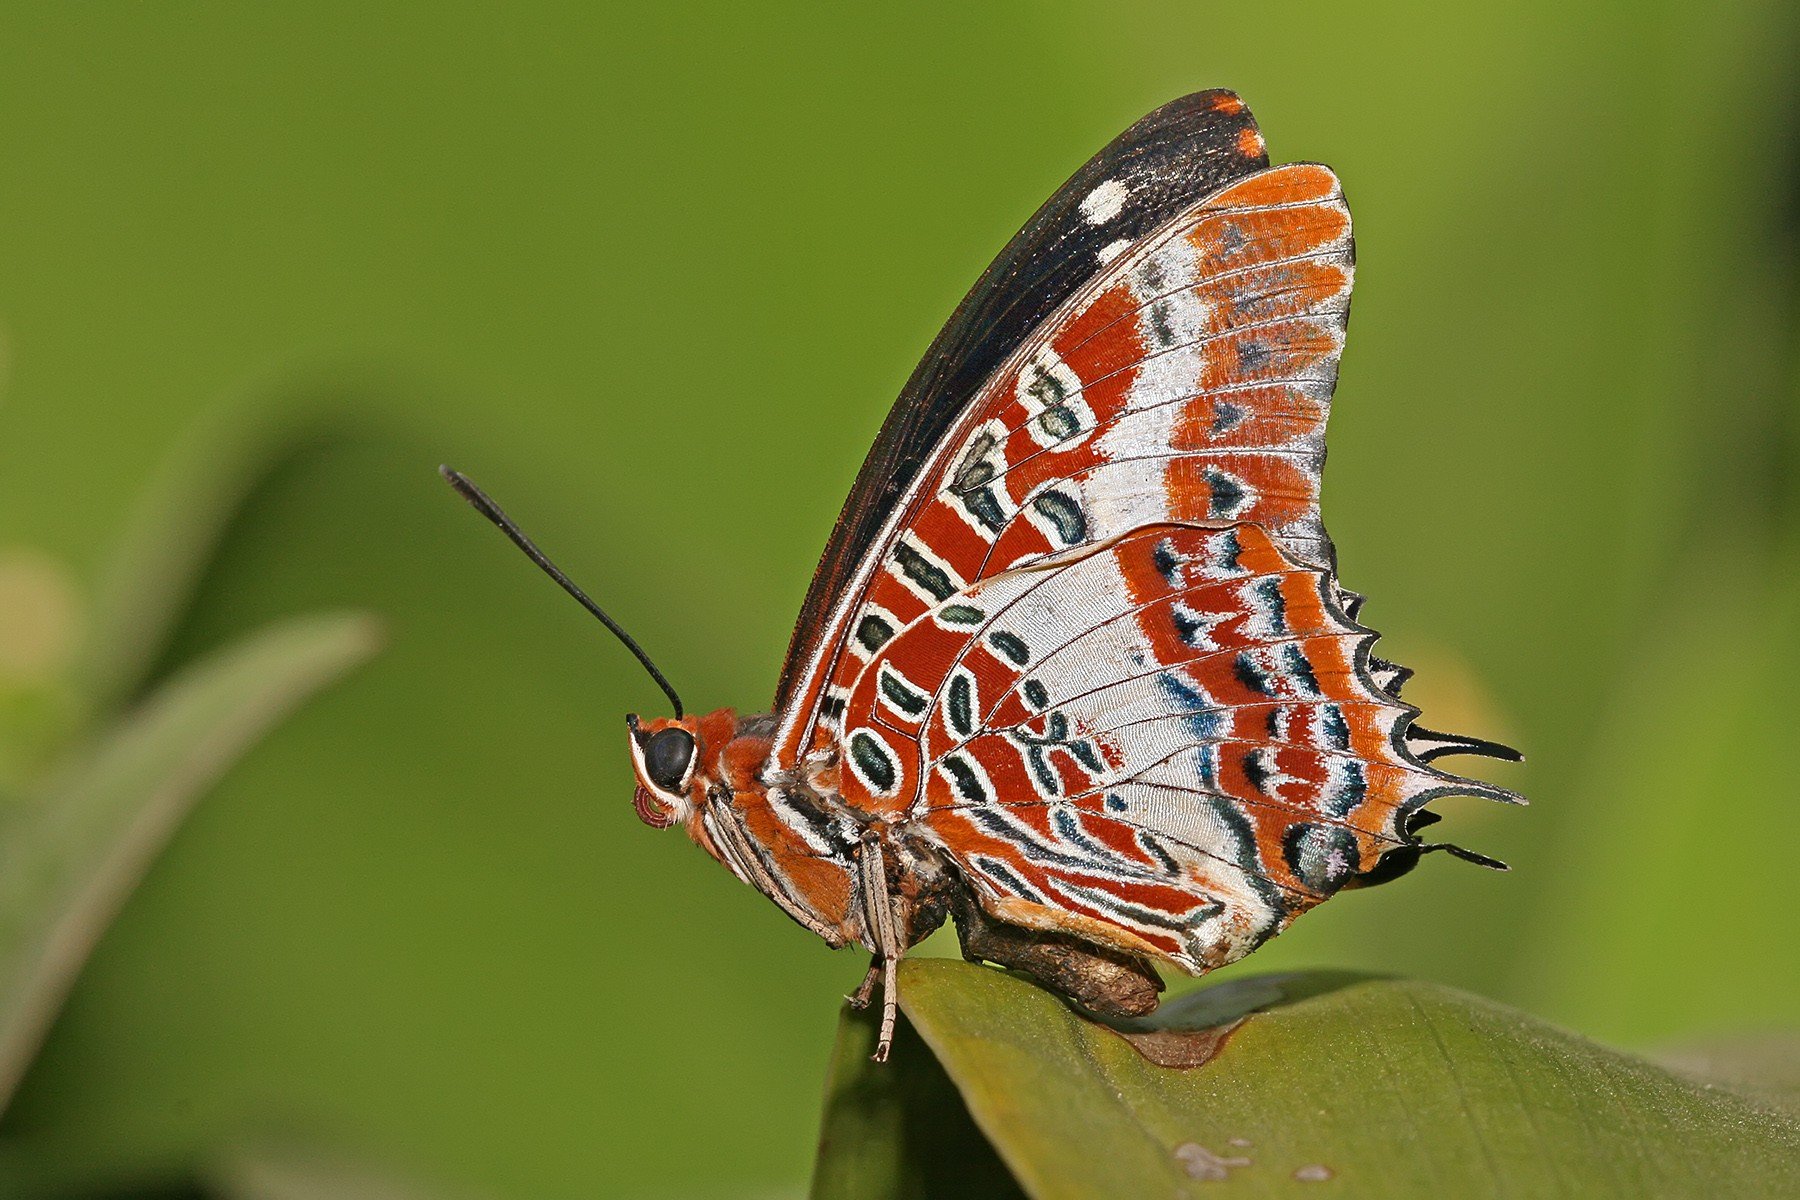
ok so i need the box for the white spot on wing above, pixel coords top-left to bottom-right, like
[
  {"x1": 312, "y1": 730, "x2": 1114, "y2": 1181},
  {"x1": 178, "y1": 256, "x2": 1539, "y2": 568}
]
[
  {"x1": 1079, "y1": 178, "x2": 1129, "y2": 224},
  {"x1": 1095, "y1": 237, "x2": 1132, "y2": 264}
]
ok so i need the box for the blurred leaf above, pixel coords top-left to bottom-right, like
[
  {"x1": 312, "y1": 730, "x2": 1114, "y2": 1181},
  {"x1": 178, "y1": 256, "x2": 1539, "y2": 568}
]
[
  {"x1": 72, "y1": 413, "x2": 341, "y2": 717},
  {"x1": 0, "y1": 612, "x2": 381, "y2": 1111},
  {"x1": 814, "y1": 960, "x2": 1800, "y2": 1199},
  {"x1": 208, "y1": 1140, "x2": 464, "y2": 1200},
  {"x1": 0, "y1": 547, "x2": 85, "y2": 787},
  {"x1": 1656, "y1": 1033, "x2": 1800, "y2": 1110},
  {"x1": 1512, "y1": 544, "x2": 1800, "y2": 1044}
]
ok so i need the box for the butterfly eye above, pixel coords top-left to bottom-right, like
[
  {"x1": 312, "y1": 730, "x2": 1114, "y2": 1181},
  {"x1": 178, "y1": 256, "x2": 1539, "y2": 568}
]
[{"x1": 643, "y1": 728, "x2": 695, "y2": 792}]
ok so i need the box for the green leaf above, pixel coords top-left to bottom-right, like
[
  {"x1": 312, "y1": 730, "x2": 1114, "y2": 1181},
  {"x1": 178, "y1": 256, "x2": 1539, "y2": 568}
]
[
  {"x1": 814, "y1": 960, "x2": 1800, "y2": 1199},
  {"x1": 72, "y1": 413, "x2": 334, "y2": 715},
  {"x1": 0, "y1": 612, "x2": 381, "y2": 1111},
  {"x1": 813, "y1": 985, "x2": 1024, "y2": 1200}
]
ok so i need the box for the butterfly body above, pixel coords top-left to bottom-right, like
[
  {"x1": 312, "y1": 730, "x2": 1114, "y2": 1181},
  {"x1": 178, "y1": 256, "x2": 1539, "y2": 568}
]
[
  {"x1": 632, "y1": 703, "x2": 1167, "y2": 1036},
  {"x1": 456, "y1": 90, "x2": 1522, "y2": 1063}
]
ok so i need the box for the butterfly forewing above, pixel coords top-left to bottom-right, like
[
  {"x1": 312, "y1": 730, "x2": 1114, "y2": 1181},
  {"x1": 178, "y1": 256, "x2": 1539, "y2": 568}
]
[
  {"x1": 776, "y1": 161, "x2": 1354, "y2": 771},
  {"x1": 775, "y1": 90, "x2": 1272, "y2": 730}
]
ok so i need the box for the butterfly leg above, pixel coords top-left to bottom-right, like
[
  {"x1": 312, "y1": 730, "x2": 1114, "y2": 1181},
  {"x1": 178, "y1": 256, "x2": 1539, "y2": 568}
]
[
  {"x1": 856, "y1": 831, "x2": 903, "y2": 1062},
  {"x1": 847, "y1": 954, "x2": 881, "y2": 1009},
  {"x1": 875, "y1": 953, "x2": 898, "y2": 1063}
]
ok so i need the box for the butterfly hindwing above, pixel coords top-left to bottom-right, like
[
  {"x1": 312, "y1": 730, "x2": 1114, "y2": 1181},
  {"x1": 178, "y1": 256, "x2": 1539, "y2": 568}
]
[{"x1": 837, "y1": 524, "x2": 1516, "y2": 972}]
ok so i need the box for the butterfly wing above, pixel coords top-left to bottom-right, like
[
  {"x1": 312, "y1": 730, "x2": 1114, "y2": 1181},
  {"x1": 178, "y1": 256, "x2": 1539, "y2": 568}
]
[
  {"x1": 835, "y1": 524, "x2": 1517, "y2": 971},
  {"x1": 775, "y1": 90, "x2": 1270, "y2": 722},
  {"x1": 770, "y1": 93, "x2": 1517, "y2": 976},
  {"x1": 773, "y1": 148, "x2": 1358, "y2": 768}
]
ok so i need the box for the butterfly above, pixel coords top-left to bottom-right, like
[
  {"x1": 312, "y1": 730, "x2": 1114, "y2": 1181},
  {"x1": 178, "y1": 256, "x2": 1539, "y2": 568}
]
[{"x1": 444, "y1": 90, "x2": 1523, "y2": 1062}]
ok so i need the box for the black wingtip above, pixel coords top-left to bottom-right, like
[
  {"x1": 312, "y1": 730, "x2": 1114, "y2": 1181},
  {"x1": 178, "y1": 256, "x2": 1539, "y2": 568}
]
[
  {"x1": 1473, "y1": 781, "x2": 1529, "y2": 807},
  {"x1": 1408, "y1": 724, "x2": 1525, "y2": 765},
  {"x1": 1368, "y1": 659, "x2": 1414, "y2": 698}
]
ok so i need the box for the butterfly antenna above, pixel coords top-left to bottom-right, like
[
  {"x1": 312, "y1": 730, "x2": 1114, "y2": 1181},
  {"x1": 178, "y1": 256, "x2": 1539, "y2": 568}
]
[{"x1": 439, "y1": 465, "x2": 685, "y2": 717}]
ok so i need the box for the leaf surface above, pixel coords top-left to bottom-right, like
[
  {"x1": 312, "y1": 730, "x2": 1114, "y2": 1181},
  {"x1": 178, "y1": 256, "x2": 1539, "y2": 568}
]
[{"x1": 815, "y1": 959, "x2": 1800, "y2": 1199}]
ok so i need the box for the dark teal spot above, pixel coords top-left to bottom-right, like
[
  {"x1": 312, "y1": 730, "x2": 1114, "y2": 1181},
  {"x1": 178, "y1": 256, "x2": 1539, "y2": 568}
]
[
  {"x1": 1032, "y1": 491, "x2": 1087, "y2": 545},
  {"x1": 975, "y1": 855, "x2": 1039, "y2": 900},
  {"x1": 1250, "y1": 576, "x2": 1287, "y2": 633},
  {"x1": 1171, "y1": 603, "x2": 1209, "y2": 646},
  {"x1": 1038, "y1": 404, "x2": 1080, "y2": 440},
  {"x1": 1279, "y1": 643, "x2": 1321, "y2": 697},
  {"x1": 1147, "y1": 298, "x2": 1176, "y2": 347},
  {"x1": 942, "y1": 754, "x2": 989, "y2": 804},
  {"x1": 1158, "y1": 672, "x2": 1222, "y2": 742},
  {"x1": 1283, "y1": 823, "x2": 1360, "y2": 893},
  {"x1": 1054, "y1": 809, "x2": 1112, "y2": 858},
  {"x1": 1193, "y1": 744, "x2": 1219, "y2": 789},
  {"x1": 1325, "y1": 760, "x2": 1367, "y2": 818},
  {"x1": 1242, "y1": 749, "x2": 1273, "y2": 795},
  {"x1": 988, "y1": 631, "x2": 1029, "y2": 665},
  {"x1": 1069, "y1": 739, "x2": 1104, "y2": 773},
  {"x1": 959, "y1": 486, "x2": 1007, "y2": 533},
  {"x1": 894, "y1": 542, "x2": 956, "y2": 601},
  {"x1": 1318, "y1": 704, "x2": 1350, "y2": 750},
  {"x1": 1023, "y1": 363, "x2": 1067, "y2": 406},
  {"x1": 947, "y1": 674, "x2": 975, "y2": 737},
  {"x1": 1203, "y1": 467, "x2": 1248, "y2": 519},
  {"x1": 1138, "y1": 833, "x2": 1181, "y2": 876},
  {"x1": 951, "y1": 431, "x2": 998, "y2": 492},
  {"x1": 1153, "y1": 539, "x2": 1182, "y2": 583},
  {"x1": 1216, "y1": 529, "x2": 1244, "y2": 574},
  {"x1": 849, "y1": 731, "x2": 896, "y2": 793},
  {"x1": 1236, "y1": 339, "x2": 1271, "y2": 372},
  {"x1": 1233, "y1": 651, "x2": 1274, "y2": 695},
  {"x1": 856, "y1": 614, "x2": 894, "y2": 653},
  {"x1": 1184, "y1": 708, "x2": 1223, "y2": 741},
  {"x1": 878, "y1": 667, "x2": 927, "y2": 717}
]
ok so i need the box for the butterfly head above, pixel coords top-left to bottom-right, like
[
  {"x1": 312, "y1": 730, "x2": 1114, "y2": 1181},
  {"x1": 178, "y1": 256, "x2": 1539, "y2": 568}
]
[
  {"x1": 626, "y1": 713, "x2": 701, "y2": 828},
  {"x1": 625, "y1": 708, "x2": 775, "y2": 834}
]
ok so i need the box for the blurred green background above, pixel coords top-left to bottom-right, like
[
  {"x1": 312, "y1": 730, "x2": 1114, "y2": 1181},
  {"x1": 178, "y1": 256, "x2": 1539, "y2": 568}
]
[{"x1": 0, "y1": 2, "x2": 1795, "y2": 1197}]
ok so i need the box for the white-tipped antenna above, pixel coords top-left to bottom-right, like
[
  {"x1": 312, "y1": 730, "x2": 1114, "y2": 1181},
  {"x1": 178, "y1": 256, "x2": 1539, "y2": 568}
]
[{"x1": 440, "y1": 465, "x2": 685, "y2": 717}]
